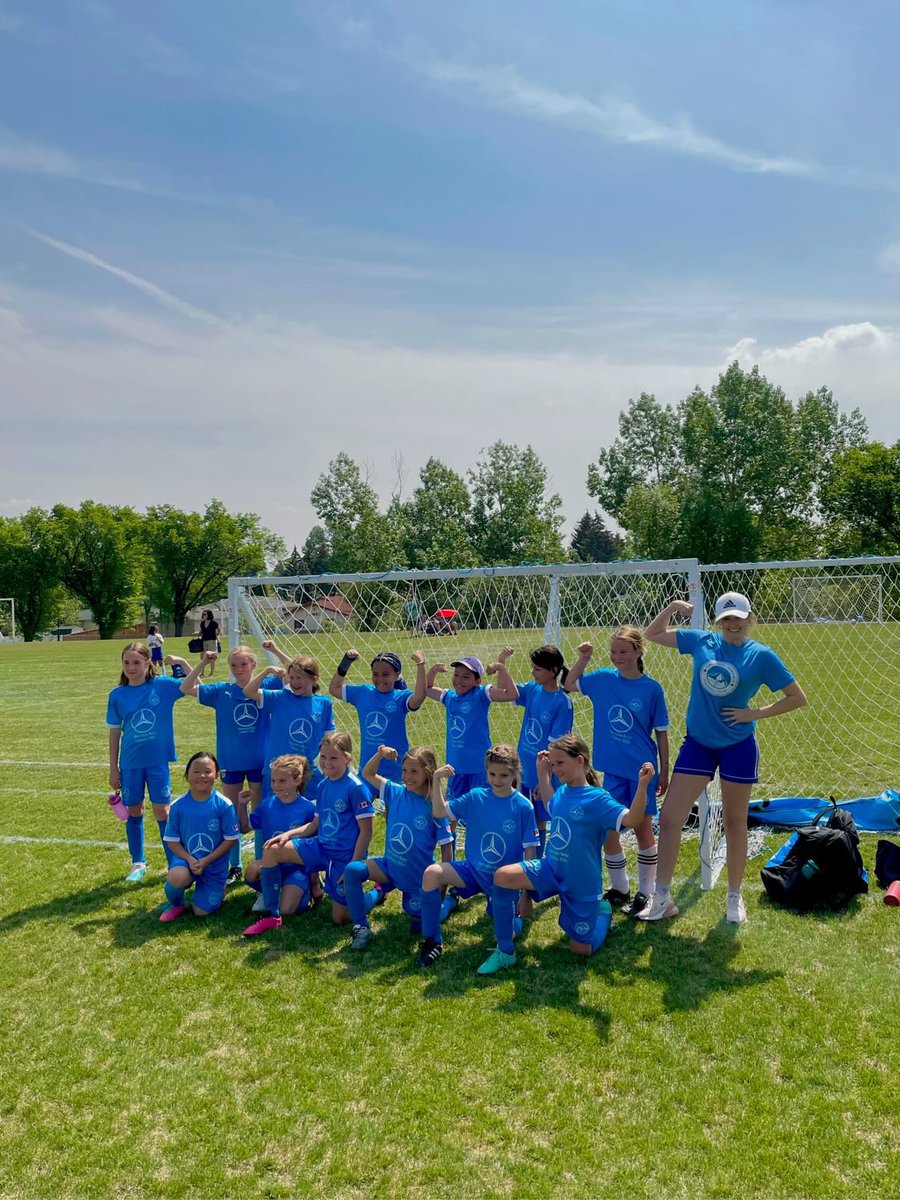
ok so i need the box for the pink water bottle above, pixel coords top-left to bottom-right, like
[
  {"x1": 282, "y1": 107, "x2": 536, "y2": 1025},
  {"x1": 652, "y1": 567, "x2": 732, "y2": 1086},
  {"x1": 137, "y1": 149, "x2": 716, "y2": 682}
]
[{"x1": 108, "y1": 791, "x2": 129, "y2": 821}]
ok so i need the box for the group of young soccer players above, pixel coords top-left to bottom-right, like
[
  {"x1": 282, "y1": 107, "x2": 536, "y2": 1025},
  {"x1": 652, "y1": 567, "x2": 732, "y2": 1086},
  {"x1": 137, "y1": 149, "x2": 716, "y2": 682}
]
[{"x1": 105, "y1": 589, "x2": 806, "y2": 972}]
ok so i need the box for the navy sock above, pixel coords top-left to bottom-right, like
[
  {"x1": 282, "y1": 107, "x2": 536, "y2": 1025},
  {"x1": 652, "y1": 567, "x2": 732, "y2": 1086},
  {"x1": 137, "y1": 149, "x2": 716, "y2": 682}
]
[
  {"x1": 164, "y1": 880, "x2": 186, "y2": 907},
  {"x1": 343, "y1": 860, "x2": 371, "y2": 927},
  {"x1": 157, "y1": 820, "x2": 175, "y2": 867},
  {"x1": 260, "y1": 865, "x2": 282, "y2": 917},
  {"x1": 125, "y1": 815, "x2": 145, "y2": 863},
  {"x1": 491, "y1": 883, "x2": 519, "y2": 956},
  {"x1": 420, "y1": 888, "x2": 443, "y2": 943}
]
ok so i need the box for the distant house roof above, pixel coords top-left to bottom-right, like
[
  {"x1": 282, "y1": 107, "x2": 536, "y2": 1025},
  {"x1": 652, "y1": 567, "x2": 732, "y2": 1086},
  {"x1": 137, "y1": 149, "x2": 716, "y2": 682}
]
[{"x1": 298, "y1": 594, "x2": 353, "y2": 618}]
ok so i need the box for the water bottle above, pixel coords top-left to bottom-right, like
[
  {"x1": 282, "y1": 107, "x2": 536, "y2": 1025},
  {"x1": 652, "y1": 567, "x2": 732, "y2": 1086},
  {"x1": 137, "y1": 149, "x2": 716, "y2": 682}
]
[
  {"x1": 108, "y1": 792, "x2": 129, "y2": 821},
  {"x1": 800, "y1": 859, "x2": 820, "y2": 881}
]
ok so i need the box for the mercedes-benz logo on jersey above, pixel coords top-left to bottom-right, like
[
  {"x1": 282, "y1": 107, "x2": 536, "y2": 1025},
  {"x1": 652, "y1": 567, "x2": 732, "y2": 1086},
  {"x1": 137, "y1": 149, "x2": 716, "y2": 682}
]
[
  {"x1": 449, "y1": 716, "x2": 466, "y2": 739},
  {"x1": 288, "y1": 717, "x2": 313, "y2": 744},
  {"x1": 320, "y1": 809, "x2": 340, "y2": 838},
  {"x1": 524, "y1": 718, "x2": 542, "y2": 747},
  {"x1": 700, "y1": 660, "x2": 739, "y2": 697},
  {"x1": 233, "y1": 702, "x2": 258, "y2": 730},
  {"x1": 480, "y1": 831, "x2": 507, "y2": 866},
  {"x1": 188, "y1": 833, "x2": 214, "y2": 856},
  {"x1": 131, "y1": 708, "x2": 156, "y2": 734},
  {"x1": 608, "y1": 705, "x2": 634, "y2": 734},
  {"x1": 574, "y1": 920, "x2": 591, "y2": 936},
  {"x1": 365, "y1": 711, "x2": 389, "y2": 737},
  {"x1": 547, "y1": 817, "x2": 572, "y2": 850},
  {"x1": 390, "y1": 823, "x2": 414, "y2": 854}
]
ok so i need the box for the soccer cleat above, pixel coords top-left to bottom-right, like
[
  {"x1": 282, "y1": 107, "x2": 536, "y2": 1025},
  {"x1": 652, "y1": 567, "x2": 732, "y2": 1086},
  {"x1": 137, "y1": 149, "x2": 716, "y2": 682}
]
[
  {"x1": 636, "y1": 893, "x2": 679, "y2": 921},
  {"x1": 415, "y1": 938, "x2": 444, "y2": 968},
  {"x1": 350, "y1": 923, "x2": 373, "y2": 951},
  {"x1": 602, "y1": 886, "x2": 631, "y2": 907},
  {"x1": 476, "y1": 948, "x2": 517, "y2": 975},
  {"x1": 227, "y1": 866, "x2": 243, "y2": 885},
  {"x1": 621, "y1": 890, "x2": 650, "y2": 918},
  {"x1": 242, "y1": 915, "x2": 283, "y2": 936},
  {"x1": 125, "y1": 863, "x2": 147, "y2": 883},
  {"x1": 726, "y1": 893, "x2": 748, "y2": 924},
  {"x1": 159, "y1": 905, "x2": 185, "y2": 923},
  {"x1": 250, "y1": 894, "x2": 267, "y2": 913}
]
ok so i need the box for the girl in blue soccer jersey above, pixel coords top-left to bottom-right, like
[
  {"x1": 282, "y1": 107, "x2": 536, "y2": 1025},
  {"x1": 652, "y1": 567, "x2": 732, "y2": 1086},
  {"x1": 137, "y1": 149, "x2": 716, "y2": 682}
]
[
  {"x1": 159, "y1": 751, "x2": 241, "y2": 921},
  {"x1": 243, "y1": 731, "x2": 374, "y2": 935},
  {"x1": 482, "y1": 736, "x2": 654, "y2": 974},
  {"x1": 424, "y1": 649, "x2": 519, "y2": 800},
  {"x1": 237, "y1": 754, "x2": 318, "y2": 921},
  {"x1": 565, "y1": 626, "x2": 669, "y2": 917},
  {"x1": 415, "y1": 744, "x2": 541, "y2": 969},
  {"x1": 328, "y1": 649, "x2": 428, "y2": 789},
  {"x1": 243, "y1": 653, "x2": 334, "y2": 798},
  {"x1": 107, "y1": 641, "x2": 187, "y2": 883},
  {"x1": 639, "y1": 592, "x2": 807, "y2": 926},
  {"x1": 344, "y1": 744, "x2": 455, "y2": 950}
]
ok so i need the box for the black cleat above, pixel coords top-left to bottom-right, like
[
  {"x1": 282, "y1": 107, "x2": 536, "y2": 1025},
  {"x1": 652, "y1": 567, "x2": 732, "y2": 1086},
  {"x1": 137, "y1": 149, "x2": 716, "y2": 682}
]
[
  {"x1": 621, "y1": 890, "x2": 650, "y2": 917},
  {"x1": 415, "y1": 938, "x2": 444, "y2": 968},
  {"x1": 602, "y1": 887, "x2": 631, "y2": 907}
]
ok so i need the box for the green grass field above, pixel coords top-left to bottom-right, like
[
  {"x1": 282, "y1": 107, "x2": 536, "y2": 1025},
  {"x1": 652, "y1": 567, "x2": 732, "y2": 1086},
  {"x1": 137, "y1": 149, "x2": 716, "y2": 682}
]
[{"x1": 0, "y1": 637, "x2": 897, "y2": 1200}]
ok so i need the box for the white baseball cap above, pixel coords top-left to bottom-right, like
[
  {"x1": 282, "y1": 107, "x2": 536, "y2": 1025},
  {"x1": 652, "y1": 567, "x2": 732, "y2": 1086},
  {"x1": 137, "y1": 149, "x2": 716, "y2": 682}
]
[{"x1": 714, "y1": 592, "x2": 752, "y2": 620}]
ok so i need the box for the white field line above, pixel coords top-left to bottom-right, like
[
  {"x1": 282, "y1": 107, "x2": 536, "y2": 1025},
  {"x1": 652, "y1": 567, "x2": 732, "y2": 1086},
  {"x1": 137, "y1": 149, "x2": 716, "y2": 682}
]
[
  {"x1": 0, "y1": 759, "x2": 107, "y2": 768},
  {"x1": 0, "y1": 833, "x2": 257, "y2": 851}
]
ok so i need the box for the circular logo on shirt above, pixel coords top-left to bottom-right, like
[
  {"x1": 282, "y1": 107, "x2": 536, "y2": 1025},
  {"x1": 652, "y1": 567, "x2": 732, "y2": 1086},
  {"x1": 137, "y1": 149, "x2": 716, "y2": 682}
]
[
  {"x1": 233, "y1": 702, "x2": 258, "y2": 730},
  {"x1": 365, "y1": 712, "x2": 389, "y2": 738},
  {"x1": 149, "y1": 692, "x2": 160, "y2": 707},
  {"x1": 460, "y1": 702, "x2": 471, "y2": 713},
  {"x1": 407, "y1": 893, "x2": 422, "y2": 913},
  {"x1": 524, "y1": 718, "x2": 543, "y2": 747},
  {"x1": 608, "y1": 705, "x2": 634, "y2": 734},
  {"x1": 629, "y1": 699, "x2": 644, "y2": 713},
  {"x1": 574, "y1": 920, "x2": 591, "y2": 936},
  {"x1": 700, "y1": 660, "x2": 739, "y2": 697},
  {"x1": 502, "y1": 818, "x2": 516, "y2": 834},
  {"x1": 289, "y1": 717, "x2": 313, "y2": 745},
  {"x1": 547, "y1": 817, "x2": 572, "y2": 850},
  {"x1": 414, "y1": 814, "x2": 429, "y2": 830},
  {"x1": 449, "y1": 716, "x2": 466, "y2": 740},
  {"x1": 570, "y1": 806, "x2": 585, "y2": 822},
  {"x1": 320, "y1": 810, "x2": 340, "y2": 839},
  {"x1": 187, "y1": 833, "x2": 214, "y2": 856},
  {"x1": 480, "y1": 831, "x2": 507, "y2": 866},
  {"x1": 334, "y1": 798, "x2": 348, "y2": 814},
  {"x1": 131, "y1": 709, "x2": 156, "y2": 734},
  {"x1": 390, "y1": 823, "x2": 414, "y2": 854},
  {"x1": 384, "y1": 702, "x2": 397, "y2": 714},
  {"x1": 207, "y1": 819, "x2": 218, "y2": 832}
]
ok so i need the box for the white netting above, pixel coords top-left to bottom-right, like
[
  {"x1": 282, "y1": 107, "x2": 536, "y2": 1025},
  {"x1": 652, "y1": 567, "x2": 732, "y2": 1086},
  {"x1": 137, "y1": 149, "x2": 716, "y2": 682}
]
[{"x1": 791, "y1": 573, "x2": 884, "y2": 624}]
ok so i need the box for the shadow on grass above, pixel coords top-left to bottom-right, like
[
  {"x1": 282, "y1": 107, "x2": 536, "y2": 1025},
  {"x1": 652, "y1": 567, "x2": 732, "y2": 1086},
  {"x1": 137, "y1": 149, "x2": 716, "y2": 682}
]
[{"x1": 0, "y1": 873, "x2": 158, "y2": 937}]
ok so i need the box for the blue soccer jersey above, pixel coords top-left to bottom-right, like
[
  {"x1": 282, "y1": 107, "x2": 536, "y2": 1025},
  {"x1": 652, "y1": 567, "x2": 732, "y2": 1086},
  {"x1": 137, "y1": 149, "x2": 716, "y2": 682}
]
[
  {"x1": 676, "y1": 629, "x2": 795, "y2": 750},
  {"x1": 577, "y1": 669, "x2": 669, "y2": 780},
  {"x1": 106, "y1": 676, "x2": 185, "y2": 768},
  {"x1": 343, "y1": 684, "x2": 414, "y2": 781},
  {"x1": 545, "y1": 784, "x2": 627, "y2": 899},
  {"x1": 258, "y1": 689, "x2": 335, "y2": 766},
  {"x1": 316, "y1": 770, "x2": 375, "y2": 859},
  {"x1": 447, "y1": 787, "x2": 541, "y2": 893},
  {"x1": 380, "y1": 780, "x2": 453, "y2": 890},
  {"x1": 515, "y1": 681, "x2": 575, "y2": 789},
  {"x1": 441, "y1": 686, "x2": 492, "y2": 774},
  {"x1": 249, "y1": 792, "x2": 317, "y2": 843},
  {"x1": 198, "y1": 677, "x2": 282, "y2": 772},
  {"x1": 163, "y1": 790, "x2": 240, "y2": 881}
]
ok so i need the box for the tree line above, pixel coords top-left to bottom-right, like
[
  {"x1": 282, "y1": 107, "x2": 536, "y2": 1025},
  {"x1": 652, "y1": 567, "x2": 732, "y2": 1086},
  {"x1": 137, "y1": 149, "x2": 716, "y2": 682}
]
[{"x1": 2, "y1": 364, "x2": 896, "y2": 641}]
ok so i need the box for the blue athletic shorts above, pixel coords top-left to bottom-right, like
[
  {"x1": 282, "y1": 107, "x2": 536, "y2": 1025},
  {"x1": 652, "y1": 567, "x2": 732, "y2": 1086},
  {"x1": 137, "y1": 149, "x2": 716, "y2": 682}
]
[
  {"x1": 448, "y1": 857, "x2": 492, "y2": 899},
  {"x1": 369, "y1": 856, "x2": 429, "y2": 917},
  {"x1": 603, "y1": 771, "x2": 659, "y2": 818},
  {"x1": 150, "y1": 647, "x2": 164, "y2": 664},
  {"x1": 521, "y1": 857, "x2": 603, "y2": 944},
  {"x1": 674, "y1": 732, "x2": 760, "y2": 785},
  {"x1": 290, "y1": 836, "x2": 349, "y2": 903},
  {"x1": 169, "y1": 862, "x2": 227, "y2": 914},
  {"x1": 221, "y1": 767, "x2": 264, "y2": 786},
  {"x1": 447, "y1": 771, "x2": 487, "y2": 801},
  {"x1": 120, "y1": 764, "x2": 171, "y2": 808},
  {"x1": 523, "y1": 784, "x2": 550, "y2": 825}
]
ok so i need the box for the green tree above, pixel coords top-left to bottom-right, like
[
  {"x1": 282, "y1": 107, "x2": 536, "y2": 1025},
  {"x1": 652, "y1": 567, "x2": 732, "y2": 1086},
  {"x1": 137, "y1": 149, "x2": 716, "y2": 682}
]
[
  {"x1": 570, "y1": 510, "x2": 623, "y2": 563},
  {"x1": 468, "y1": 443, "x2": 565, "y2": 565},
  {"x1": 301, "y1": 526, "x2": 332, "y2": 575},
  {"x1": 49, "y1": 501, "x2": 144, "y2": 639},
  {"x1": 144, "y1": 500, "x2": 282, "y2": 635},
  {"x1": 399, "y1": 458, "x2": 476, "y2": 568},
  {"x1": 310, "y1": 453, "x2": 400, "y2": 573},
  {"x1": 0, "y1": 509, "x2": 64, "y2": 641},
  {"x1": 821, "y1": 441, "x2": 900, "y2": 554}
]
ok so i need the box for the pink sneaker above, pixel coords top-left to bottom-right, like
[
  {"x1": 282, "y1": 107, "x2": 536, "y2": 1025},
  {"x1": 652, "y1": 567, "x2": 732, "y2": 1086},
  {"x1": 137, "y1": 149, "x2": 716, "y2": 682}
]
[
  {"x1": 243, "y1": 915, "x2": 283, "y2": 936},
  {"x1": 108, "y1": 792, "x2": 129, "y2": 821},
  {"x1": 159, "y1": 905, "x2": 185, "y2": 923}
]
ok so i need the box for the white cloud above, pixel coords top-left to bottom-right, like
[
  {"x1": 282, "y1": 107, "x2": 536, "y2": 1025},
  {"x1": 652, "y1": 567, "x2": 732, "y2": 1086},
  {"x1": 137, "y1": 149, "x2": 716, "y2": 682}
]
[{"x1": 727, "y1": 321, "x2": 892, "y2": 367}]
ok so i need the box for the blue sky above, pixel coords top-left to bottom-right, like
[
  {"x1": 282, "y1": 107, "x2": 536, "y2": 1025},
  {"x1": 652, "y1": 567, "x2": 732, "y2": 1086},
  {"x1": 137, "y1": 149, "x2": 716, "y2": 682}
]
[{"x1": 2, "y1": 0, "x2": 899, "y2": 547}]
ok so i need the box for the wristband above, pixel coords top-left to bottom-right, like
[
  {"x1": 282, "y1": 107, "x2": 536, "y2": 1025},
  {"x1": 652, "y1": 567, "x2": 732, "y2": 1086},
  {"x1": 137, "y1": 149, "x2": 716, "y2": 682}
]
[{"x1": 337, "y1": 653, "x2": 355, "y2": 677}]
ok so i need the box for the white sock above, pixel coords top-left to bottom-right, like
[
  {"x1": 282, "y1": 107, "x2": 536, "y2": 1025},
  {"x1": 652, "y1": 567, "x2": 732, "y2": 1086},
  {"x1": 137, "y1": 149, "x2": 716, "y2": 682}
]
[
  {"x1": 655, "y1": 883, "x2": 670, "y2": 901},
  {"x1": 637, "y1": 848, "x2": 658, "y2": 895},
  {"x1": 604, "y1": 853, "x2": 629, "y2": 893}
]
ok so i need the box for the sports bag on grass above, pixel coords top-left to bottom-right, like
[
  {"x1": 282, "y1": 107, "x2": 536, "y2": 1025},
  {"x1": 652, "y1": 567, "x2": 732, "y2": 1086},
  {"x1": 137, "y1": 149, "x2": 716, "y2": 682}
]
[
  {"x1": 188, "y1": 637, "x2": 203, "y2": 653},
  {"x1": 760, "y1": 800, "x2": 868, "y2": 912}
]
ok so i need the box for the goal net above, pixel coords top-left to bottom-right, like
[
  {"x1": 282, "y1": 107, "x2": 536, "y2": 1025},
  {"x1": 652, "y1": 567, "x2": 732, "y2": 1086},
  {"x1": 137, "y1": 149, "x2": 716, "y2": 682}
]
[{"x1": 791, "y1": 573, "x2": 884, "y2": 624}]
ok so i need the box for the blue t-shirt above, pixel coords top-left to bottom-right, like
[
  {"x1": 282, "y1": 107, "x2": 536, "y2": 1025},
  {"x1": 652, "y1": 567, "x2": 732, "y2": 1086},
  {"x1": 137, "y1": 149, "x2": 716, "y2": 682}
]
[
  {"x1": 163, "y1": 790, "x2": 240, "y2": 881},
  {"x1": 250, "y1": 792, "x2": 317, "y2": 842},
  {"x1": 258, "y1": 689, "x2": 335, "y2": 766},
  {"x1": 577, "y1": 669, "x2": 669, "y2": 781},
  {"x1": 676, "y1": 629, "x2": 795, "y2": 750},
  {"x1": 441, "y1": 686, "x2": 492, "y2": 773},
  {"x1": 106, "y1": 676, "x2": 185, "y2": 768},
  {"x1": 315, "y1": 770, "x2": 375, "y2": 859},
  {"x1": 343, "y1": 684, "x2": 414, "y2": 781},
  {"x1": 198, "y1": 677, "x2": 283, "y2": 772},
  {"x1": 545, "y1": 784, "x2": 626, "y2": 899},
  {"x1": 447, "y1": 787, "x2": 541, "y2": 892},
  {"x1": 381, "y1": 779, "x2": 453, "y2": 888},
  {"x1": 514, "y1": 682, "x2": 575, "y2": 789}
]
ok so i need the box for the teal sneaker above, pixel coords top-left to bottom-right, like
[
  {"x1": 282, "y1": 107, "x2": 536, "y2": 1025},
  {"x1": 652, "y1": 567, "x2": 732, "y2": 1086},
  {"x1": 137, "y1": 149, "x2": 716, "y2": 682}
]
[
  {"x1": 476, "y1": 948, "x2": 517, "y2": 975},
  {"x1": 125, "y1": 863, "x2": 147, "y2": 883}
]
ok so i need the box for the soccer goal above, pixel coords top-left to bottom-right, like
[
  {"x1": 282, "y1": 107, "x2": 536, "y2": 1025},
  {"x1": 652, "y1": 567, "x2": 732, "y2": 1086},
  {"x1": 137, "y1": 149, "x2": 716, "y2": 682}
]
[
  {"x1": 791, "y1": 572, "x2": 884, "y2": 624},
  {"x1": 0, "y1": 598, "x2": 16, "y2": 641}
]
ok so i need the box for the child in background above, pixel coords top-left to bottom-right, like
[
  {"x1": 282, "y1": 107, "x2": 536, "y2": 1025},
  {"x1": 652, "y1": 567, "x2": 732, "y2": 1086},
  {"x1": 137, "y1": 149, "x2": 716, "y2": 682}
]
[
  {"x1": 238, "y1": 754, "x2": 318, "y2": 921},
  {"x1": 244, "y1": 654, "x2": 334, "y2": 799},
  {"x1": 147, "y1": 625, "x2": 166, "y2": 675},
  {"x1": 159, "y1": 751, "x2": 241, "y2": 921},
  {"x1": 106, "y1": 641, "x2": 186, "y2": 882},
  {"x1": 565, "y1": 627, "x2": 669, "y2": 915},
  {"x1": 345, "y1": 744, "x2": 454, "y2": 950}
]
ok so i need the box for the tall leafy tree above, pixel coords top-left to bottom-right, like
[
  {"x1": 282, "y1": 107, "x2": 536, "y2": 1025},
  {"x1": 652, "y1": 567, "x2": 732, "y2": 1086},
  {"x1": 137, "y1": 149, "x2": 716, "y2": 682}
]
[
  {"x1": 569, "y1": 510, "x2": 623, "y2": 563},
  {"x1": 310, "y1": 453, "x2": 400, "y2": 572},
  {"x1": 301, "y1": 526, "x2": 332, "y2": 575},
  {"x1": 49, "y1": 501, "x2": 144, "y2": 639},
  {"x1": 821, "y1": 440, "x2": 900, "y2": 554},
  {"x1": 144, "y1": 500, "x2": 282, "y2": 635},
  {"x1": 0, "y1": 509, "x2": 64, "y2": 641},
  {"x1": 468, "y1": 442, "x2": 565, "y2": 565},
  {"x1": 399, "y1": 457, "x2": 476, "y2": 568}
]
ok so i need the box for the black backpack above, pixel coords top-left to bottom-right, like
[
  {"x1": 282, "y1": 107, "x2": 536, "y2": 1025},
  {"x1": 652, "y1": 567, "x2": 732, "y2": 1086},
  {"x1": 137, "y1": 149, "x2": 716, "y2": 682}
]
[{"x1": 760, "y1": 801, "x2": 868, "y2": 912}]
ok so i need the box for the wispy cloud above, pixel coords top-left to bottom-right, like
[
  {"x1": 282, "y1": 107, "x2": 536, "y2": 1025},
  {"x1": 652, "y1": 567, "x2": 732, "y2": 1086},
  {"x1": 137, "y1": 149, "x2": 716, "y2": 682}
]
[
  {"x1": 727, "y1": 322, "x2": 892, "y2": 367},
  {"x1": 22, "y1": 227, "x2": 224, "y2": 326}
]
